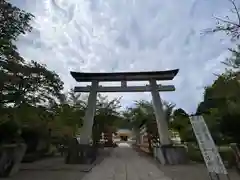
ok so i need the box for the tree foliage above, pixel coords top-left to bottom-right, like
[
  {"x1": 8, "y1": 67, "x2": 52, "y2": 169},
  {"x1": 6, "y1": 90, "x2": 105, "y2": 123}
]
[
  {"x1": 122, "y1": 99, "x2": 175, "y2": 152},
  {"x1": 196, "y1": 72, "x2": 240, "y2": 144},
  {"x1": 0, "y1": 0, "x2": 33, "y2": 62},
  {"x1": 92, "y1": 94, "x2": 122, "y2": 145},
  {"x1": 0, "y1": 60, "x2": 64, "y2": 106},
  {"x1": 0, "y1": 1, "x2": 66, "y2": 146},
  {"x1": 225, "y1": 45, "x2": 240, "y2": 69},
  {"x1": 170, "y1": 108, "x2": 195, "y2": 143}
]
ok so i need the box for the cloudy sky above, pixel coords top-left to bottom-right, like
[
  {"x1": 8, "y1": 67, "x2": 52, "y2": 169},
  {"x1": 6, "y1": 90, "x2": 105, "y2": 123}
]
[{"x1": 12, "y1": 0, "x2": 235, "y2": 113}]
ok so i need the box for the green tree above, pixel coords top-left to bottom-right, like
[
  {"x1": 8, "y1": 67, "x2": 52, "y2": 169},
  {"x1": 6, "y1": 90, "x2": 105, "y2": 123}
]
[
  {"x1": 0, "y1": 1, "x2": 65, "y2": 146},
  {"x1": 197, "y1": 72, "x2": 240, "y2": 144},
  {"x1": 225, "y1": 45, "x2": 240, "y2": 69},
  {"x1": 0, "y1": 60, "x2": 64, "y2": 106},
  {"x1": 51, "y1": 104, "x2": 83, "y2": 137},
  {"x1": 0, "y1": 0, "x2": 33, "y2": 62},
  {"x1": 92, "y1": 94, "x2": 122, "y2": 145},
  {"x1": 0, "y1": 0, "x2": 34, "y2": 107},
  {"x1": 68, "y1": 88, "x2": 86, "y2": 108},
  {"x1": 170, "y1": 108, "x2": 194, "y2": 143},
  {"x1": 0, "y1": 1, "x2": 63, "y2": 107},
  {"x1": 125, "y1": 99, "x2": 175, "y2": 152}
]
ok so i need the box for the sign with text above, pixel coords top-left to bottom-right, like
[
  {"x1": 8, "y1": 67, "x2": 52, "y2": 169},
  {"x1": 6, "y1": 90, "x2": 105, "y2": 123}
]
[{"x1": 190, "y1": 116, "x2": 227, "y2": 175}]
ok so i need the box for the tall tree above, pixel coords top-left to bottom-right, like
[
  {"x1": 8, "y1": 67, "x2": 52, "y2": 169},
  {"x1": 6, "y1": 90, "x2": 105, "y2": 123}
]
[
  {"x1": 0, "y1": 1, "x2": 64, "y2": 107},
  {"x1": 197, "y1": 72, "x2": 240, "y2": 144},
  {"x1": 204, "y1": 0, "x2": 240, "y2": 143},
  {"x1": 0, "y1": 60, "x2": 64, "y2": 106},
  {"x1": 0, "y1": 1, "x2": 66, "y2": 147},
  {"x1": 0, "y1": 0, "x2": 34, "y2": 107},
  {"x1": 0, "y1": 0, "x2": 33, "y2": 62}
]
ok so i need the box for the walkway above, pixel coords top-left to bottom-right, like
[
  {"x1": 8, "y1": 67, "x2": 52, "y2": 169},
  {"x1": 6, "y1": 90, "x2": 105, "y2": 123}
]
[
  {"x1": 82, "y1": 143, "x2": 171, "y2": 180},
  {"x1": 6, "y1": 143, "x2": 239, "y2": 180}
]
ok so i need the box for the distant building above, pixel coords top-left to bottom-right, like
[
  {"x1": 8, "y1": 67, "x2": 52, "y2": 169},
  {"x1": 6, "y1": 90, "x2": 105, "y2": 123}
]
[{"x1": 115, "y1": 129, "x2": 132, "y2": 141}]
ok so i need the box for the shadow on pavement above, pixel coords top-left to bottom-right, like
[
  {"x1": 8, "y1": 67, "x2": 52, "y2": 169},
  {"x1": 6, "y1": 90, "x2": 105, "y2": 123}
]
[{"x1": 1, "y1": 148, "x2": 112, "y2": 180}]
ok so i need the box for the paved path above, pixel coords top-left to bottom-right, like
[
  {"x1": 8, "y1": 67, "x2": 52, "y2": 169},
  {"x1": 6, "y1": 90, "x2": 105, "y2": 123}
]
[
  {"x1": 82, "y1": 143, "x2": 171, "y2": 180},
  {"x1": 7, "y1": 142, "x2": 239, "y2": 180},
  {"x1": 3, "y1": 157, "x2": 88, "y2": 180}
]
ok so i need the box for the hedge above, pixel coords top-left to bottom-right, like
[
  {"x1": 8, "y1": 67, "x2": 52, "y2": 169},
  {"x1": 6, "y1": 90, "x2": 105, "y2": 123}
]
[{"x1": 187, "y1": 144, "x2": 236, "y2": 168}]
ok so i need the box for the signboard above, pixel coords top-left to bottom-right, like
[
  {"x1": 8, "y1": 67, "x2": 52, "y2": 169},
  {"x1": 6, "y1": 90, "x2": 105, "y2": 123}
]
[{"x1": 189, "y1": 116, "x2": 228, "y2": 175}]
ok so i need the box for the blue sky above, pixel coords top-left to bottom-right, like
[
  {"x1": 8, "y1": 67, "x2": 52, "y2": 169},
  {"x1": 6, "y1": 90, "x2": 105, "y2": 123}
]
[{"x1": 12, "y1": 0, "x2": 235, "y2": 113}]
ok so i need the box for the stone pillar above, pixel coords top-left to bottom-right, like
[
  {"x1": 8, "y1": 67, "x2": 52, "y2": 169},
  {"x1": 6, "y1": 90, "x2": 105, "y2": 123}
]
[
  {"x1": 80, "y1": 81, "x2": 98, "y2": 144},
  {"x1": 149, "y1": 79, "x2": 171, "y2": 145}
]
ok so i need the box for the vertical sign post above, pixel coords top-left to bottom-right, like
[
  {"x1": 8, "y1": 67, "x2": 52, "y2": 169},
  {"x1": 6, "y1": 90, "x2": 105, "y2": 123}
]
[{"x1": 189, "y1": 116, "x2": 229, "y2": 180}]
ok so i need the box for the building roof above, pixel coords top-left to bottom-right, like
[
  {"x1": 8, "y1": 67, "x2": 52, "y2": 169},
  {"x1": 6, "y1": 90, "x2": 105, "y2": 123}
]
[
  {"x1": 117, "y1": 129, "x2": 132, "y2": 134},
  {"x1": 70, "y1": 69, "x2": 179, "y2": 82}
]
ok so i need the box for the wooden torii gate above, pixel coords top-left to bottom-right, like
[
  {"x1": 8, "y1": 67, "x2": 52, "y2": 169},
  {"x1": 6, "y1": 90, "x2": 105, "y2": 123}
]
[{"x1": 70, "y1": 69, "x2": 179, "y2": 148}]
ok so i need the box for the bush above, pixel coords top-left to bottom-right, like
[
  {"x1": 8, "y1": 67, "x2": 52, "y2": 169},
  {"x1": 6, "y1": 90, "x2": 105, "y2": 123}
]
[
  {"x1": 0, "y1": 119, "x2": 20, "y2": 144},
  {"x1": 188, "y1": 148, "x2": 204, "y2": 162},
  {"x1": 219, "y1": 146, "x2": 236, "y2": 168},
  {"x1": 187, "y1": 144, "x2": 236, "y2": 167}
]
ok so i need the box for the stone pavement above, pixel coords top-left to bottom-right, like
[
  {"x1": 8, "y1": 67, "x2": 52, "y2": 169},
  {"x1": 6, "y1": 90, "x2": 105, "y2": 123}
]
[
  {"x1": 82, "y1": 143, "x2": 171, "y2": 180},
  {"x1": 5, "y1": 142, "x2": 238, "y2": 180},
  {"x1": 1, "y1": 157, "x2": 88, "y2": 180},
  {"x1": 1, "y1": 155, "x2": 99, "y2": 180},
  {"x1": 1, "y1": 144, "x2": 170, "y2": 180},
  {"x1": 134, "y1": 144, "x2": 240, "y2": 180}
]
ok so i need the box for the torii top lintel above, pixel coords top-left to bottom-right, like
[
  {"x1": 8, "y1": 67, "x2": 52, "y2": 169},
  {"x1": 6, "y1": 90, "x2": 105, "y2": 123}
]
[{"x1": 70, "y1": 69, "x2": 179, "y2": 82}]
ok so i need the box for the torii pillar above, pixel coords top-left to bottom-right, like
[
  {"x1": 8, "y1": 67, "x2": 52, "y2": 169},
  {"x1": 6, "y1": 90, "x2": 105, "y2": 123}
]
[
  {"x1": 79, "y1": 81, "x2": 98, "y2": 144},
  {"x1": 150, "y1": 79, "x2": 171, "y2": 145}
]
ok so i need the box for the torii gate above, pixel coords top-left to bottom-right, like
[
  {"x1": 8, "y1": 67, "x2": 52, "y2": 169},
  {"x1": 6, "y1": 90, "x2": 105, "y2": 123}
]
[{"x1": 70, "y1": 69, "x2": 179, "y2": 147}]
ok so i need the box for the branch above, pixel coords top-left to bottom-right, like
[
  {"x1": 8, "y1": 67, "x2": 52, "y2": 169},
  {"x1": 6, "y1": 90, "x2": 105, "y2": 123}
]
[
  {"x1": 214, "y1": 16, "x2": 240, "y2": 28},
  {"x1": 229, "y1": 0, "x2": 240, "y2": 25}
]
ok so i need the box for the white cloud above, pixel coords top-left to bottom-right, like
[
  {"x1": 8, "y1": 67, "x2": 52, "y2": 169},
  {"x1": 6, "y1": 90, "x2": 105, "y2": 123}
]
[{"x1": 12, "y1": 0, "x2": 234, "y2": 113}]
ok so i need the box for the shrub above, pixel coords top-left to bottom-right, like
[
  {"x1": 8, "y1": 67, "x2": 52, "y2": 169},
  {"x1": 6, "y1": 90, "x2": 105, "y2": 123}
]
[
  {"x1": 0, "y1": 119, "x2": 20, "y2": 144},
  {"x1": 188, "y1": 148, "x2": 204, "y2": 162},
  {"x1": 219, "y1": 146, "x2": 236, "y2": 168},
  {"x1": 187, "y1": 144, "x2": 236, "y2": 167}
]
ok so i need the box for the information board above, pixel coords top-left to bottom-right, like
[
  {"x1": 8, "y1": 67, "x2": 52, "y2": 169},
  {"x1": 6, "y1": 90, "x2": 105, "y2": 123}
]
[{"x1": 189, "y1": 116, "x2": 227, "y2": 175}]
